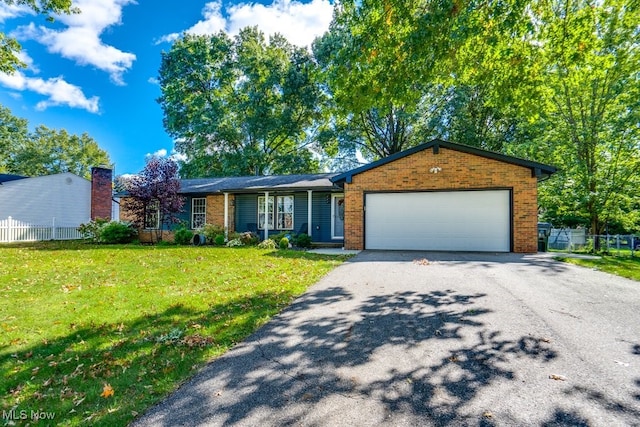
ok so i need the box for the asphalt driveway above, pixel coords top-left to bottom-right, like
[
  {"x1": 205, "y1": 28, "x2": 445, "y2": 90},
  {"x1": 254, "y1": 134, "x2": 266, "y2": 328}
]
[{"x1": 132, "y1": 251, "x2": 640, "y2": 426}]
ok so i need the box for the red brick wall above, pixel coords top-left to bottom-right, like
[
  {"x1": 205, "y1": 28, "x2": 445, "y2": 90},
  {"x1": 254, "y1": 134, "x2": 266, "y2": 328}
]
[
  {"x1": 91, "y1": 167, "x2": 112, "y2": 220},
  {"x1": 205, "y1": 194, "x2": 235, "y2": 232},
  {"x1": 343, "y1": 147, "x2": 539, "y2": 253}
]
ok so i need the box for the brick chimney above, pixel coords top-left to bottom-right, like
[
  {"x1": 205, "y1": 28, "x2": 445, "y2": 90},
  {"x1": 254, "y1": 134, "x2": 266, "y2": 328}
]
[{"x1": 91, "y1": 167, "x2": 113, "y2": 220}]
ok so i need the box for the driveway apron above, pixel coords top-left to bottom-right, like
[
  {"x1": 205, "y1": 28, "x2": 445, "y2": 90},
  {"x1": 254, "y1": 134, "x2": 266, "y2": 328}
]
[{"x1": 132, "y1": 251, "x2": 640, "y2": 426}]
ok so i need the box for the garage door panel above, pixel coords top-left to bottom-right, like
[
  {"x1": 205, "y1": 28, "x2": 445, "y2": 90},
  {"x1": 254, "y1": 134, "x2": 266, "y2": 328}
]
[{"x1": 365, "y1": 191, "x2": 510, "y2": 252}]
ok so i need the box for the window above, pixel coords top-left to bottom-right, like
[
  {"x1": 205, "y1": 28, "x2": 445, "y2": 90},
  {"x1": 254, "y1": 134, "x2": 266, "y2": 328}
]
[
  {"x1": 144, "y1": 201, "x2": 160, "y2": 229},
  {"x1": 258, "y1": 196, "x2": 274, "y2": 229},
  {"x1": 277, "y1": 195, "x2": 294, "y2": 230},
  {"x1": 191, "y1": 198, "x2": 206, "y2": 229},
  {"x1": 258, "y1": 195, "x2": 294, "y2": 230}
]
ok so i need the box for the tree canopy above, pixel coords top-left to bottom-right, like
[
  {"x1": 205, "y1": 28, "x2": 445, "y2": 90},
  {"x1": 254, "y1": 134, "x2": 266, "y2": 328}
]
[
  {"x1": 0, "y1": 106, "x2": 110, "y2": 179},
  {"x1": 158, "y1": 27, "x2": 330, "y2": 178}
]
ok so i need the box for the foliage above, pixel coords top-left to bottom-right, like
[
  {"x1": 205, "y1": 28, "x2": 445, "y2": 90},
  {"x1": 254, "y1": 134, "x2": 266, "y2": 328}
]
[
  {"x1": 158, "y1": 27, "x2": 329, "y2": 177},
  {"x1": 0, "y1": 0, "x2": 76, "y2": 73},
  {"x1": 258, "y1": 238, "x2": 277, "y2": 250},
  {"x1": 100, "y1": 221, "x2": 137, "y2": 244},
  {"x1": 78, "y1": 218, "x2": 110, "y2": 242},
  {"x1": 124, "y1": 156, "x2": 185, "y2": 242},
  {"x1": 0, "y1": 106, "x2": 110, "y2": 178},
  {"x1": 214, "y1": 234, "x2": 226, "y2": 246},
  {"x1": 199, "y1": 224, "x2": 225, "y2": 243},
  {"x1": 0, "y1": 241, "x2": 345, "y2": 426},
  {"x1": 226, "y1": 238, "x2": 243, "y2": 247},
  {"x1": 279, "y1": 237, "x2": 290, "y2": 250},
  {"x1": 293, "y1": 233, "x2": 312, "y2": 248},
  {"x1": 237, "y1": 231, "x2": 259, "y2": 246},
  {"x1": 174, "y1": 227, "x2": 194, "y2": 245}
]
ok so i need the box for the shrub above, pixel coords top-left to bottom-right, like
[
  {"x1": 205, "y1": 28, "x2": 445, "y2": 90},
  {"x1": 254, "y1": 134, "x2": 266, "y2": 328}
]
[
  {"x1": 238, "y1": 231, "x2": 259, "y2": 246},
  {"x1": 174, "y1": 227, "x2": 194, "y2": 245},
  {"x1": 279, "y1": 237, "x2": 290, "y2": 250},
  {"x1": 257, "y1": 239, "x2": 277, "y2": 250},
  {"x1": 226, "y1": 238, "x2": 243, "y2": 247},
  {"x1": 293, "y1": 233, "x2": 312, "y2": 248},
  {"x1": 199, "y1": 224, "x2": 225, "y2": 243},
  {"x1": 214, "y1": 234, "x2": 226, "y2": 246},
  {"x1": 78, "y1": 218, "x2": 110, "y2": 242},
  {"x1": 100, "y1": 221, "x2": 137, "y2": 244}
]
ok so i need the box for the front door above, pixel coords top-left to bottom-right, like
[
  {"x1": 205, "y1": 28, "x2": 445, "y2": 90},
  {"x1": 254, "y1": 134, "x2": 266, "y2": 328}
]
[{"x1": 331, "y1": 194, "x2": 344, "y2": 239}]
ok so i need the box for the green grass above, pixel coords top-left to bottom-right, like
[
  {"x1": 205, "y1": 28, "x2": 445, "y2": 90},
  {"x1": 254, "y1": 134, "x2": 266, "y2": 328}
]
[
  {"x1": 555, "y1": 254, "x2": 640, "y2": 281},
  {"x1": 0, "y1": 241, "x2": 350, "y2": 426}
]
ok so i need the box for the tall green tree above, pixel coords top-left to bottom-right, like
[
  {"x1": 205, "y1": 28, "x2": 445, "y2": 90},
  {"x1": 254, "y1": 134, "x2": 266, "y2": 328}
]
[
  {"x1": 529, "y1": 0, "x2": 640, "y2": 235},
  {"x1": 1, "y1": 0, "x2": 76, "y2": 73},
  {"x1": 158, "y1": 27, "x2": 329, "y2": 177},
  {"x1": 0, "y1": 106, "x2": 110, "y2": 179}
]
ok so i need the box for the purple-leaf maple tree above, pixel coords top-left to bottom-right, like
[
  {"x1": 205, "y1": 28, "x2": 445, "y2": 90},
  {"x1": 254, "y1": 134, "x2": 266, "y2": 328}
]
[{"x1": 125, "y1": 156, "x2": 184, "y2": 242}]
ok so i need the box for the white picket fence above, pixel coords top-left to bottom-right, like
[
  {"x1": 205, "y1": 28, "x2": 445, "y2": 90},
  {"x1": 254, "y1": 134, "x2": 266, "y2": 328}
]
[{"x1": 0, "y1": 216, "x2": 82, "y2": 243}]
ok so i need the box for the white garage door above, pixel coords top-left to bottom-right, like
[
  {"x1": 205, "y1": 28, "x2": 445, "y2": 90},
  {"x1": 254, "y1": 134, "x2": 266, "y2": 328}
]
[{"x1": 365, "y1": 190, "x2": 511, "y2": 252}]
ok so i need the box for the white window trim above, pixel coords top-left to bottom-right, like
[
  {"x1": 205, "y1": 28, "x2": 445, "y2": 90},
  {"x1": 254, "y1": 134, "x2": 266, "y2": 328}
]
[
  {"x1": 145, "y1": 201, "x2": 160, "y2": 230},
  {"x1": 258, "y1": 196, "x2": 275, "y2": 230},
  {"x1": 191, "y1": 197, "x2": 206, "y2": 229},
  {"x1": 277, "y1": 195, "x2": 295, "y2": 231},
  {"x1": 258, "y1": 195, "x2": 295, "y2": 230},
  {"x1": 331, "y1": 194, "x2": 345, "y2": 239}
]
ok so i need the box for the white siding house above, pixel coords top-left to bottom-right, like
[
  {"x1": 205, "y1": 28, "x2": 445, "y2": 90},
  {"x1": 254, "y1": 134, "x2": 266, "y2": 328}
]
[{"x1": 0, "y1": 172, "x2": 91, "y2": 226}]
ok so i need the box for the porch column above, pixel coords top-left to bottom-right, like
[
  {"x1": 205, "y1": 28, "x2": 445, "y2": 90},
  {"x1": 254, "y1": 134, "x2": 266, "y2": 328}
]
[
  {"x1": 223, "y1": 192, "x2": 229, "y2": 239},
  {"x1": 307, "y1": 190, "x2": 312, "y2": 236},
  {"x1": 264, "y1": 191, "x2": 269, "y2": 240}
]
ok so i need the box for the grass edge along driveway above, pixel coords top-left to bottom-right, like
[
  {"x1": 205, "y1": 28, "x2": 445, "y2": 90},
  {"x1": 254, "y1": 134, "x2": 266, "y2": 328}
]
[
  {"x1": 0, "y1": 242, "x2": 349, "y2": 426},
  {"x1": 555, "y1": 254, "x2": 640, "y2": 281}
]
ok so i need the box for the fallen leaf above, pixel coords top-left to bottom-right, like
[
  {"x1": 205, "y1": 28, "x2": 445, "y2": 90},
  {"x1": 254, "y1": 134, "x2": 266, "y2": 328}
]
[
  {"x1": 100, "y1": 383, "x2": 114, "y2": 398},
  {"x1": 549, "y1": 374, "x2": 566, "y2": 381},
  {"x1": 483, "y1": 411, "x2": 494, "y2": 419}
]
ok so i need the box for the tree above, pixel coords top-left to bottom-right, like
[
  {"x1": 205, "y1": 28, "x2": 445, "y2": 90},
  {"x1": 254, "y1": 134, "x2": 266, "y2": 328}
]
[
  {"x1": 528, "y1": 0, "x2": 640, "y2": 236},
  {"x1": 0, "y1": 106, "x2": 111, "y2": 179},
  {"x1": 1, "y1": 0, "x2": 76, "y2": 73},
  {"x1": 158, "y1": 27, "x2": 329, "y2": 177},
  {"x1": 124, "y1": 156, "x2": 184, "y2": 242}
]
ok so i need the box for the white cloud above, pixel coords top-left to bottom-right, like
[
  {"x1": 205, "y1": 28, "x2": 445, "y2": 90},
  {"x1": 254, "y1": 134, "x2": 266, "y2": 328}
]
[
  {"x1": 12, "y1": 0, "x2": 136, "y2": 85},
  {"x1": 16, "y1": 50, "x2": 39, "y2": 74},
  {"x1": 0, "y1": 3, "x2": 32, "y2": 22},
  {"x1": 160, "y1": 0, "x2": 334, "y2": 48},
  {"x1": 146, "y1": 148, "x2": 188, "y2": 163},
  {"x1": 148, "y1": 148, "x2": 168, "y2": 158},
  {"x1": 147, "y1": 77, "x2": 159, "y2": 85},
  {"x1": 0, "y1": 71, "x2": 99, "y2": 113}
]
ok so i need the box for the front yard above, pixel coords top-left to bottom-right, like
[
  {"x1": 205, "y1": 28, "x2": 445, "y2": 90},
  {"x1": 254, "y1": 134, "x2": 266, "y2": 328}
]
[
  {"x1": 0, "y1": 242, "x2": 348, "y2": 426},
  {"x1": 555, "y1": 254, "x2": 640, "y2": 281}
]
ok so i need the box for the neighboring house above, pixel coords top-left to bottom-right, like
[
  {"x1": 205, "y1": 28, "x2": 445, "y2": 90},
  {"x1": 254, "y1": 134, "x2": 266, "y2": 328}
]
[
  {"x1": 120, "y1": 139, "x2": 556, "y2": 253},
  {"x1": 0, "y1": 167, "x2": 115, "y2": 227}
]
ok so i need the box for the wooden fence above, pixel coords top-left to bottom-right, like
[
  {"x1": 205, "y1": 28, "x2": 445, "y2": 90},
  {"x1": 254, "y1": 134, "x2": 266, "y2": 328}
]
[{"x1": 0, "y1": 217, "x2": 82, "y2": 243}]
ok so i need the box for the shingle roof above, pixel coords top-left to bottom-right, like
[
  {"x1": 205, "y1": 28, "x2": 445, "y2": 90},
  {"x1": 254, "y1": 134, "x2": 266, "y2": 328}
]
[
  {"x1": 0, "y1": 174, "x2": 27, "y2": 184},
  {"x1": 331, "y1": 139, "x2": 557, "y2": 185},
  {"x1": 179, "y1": 173, "x2": 339, "y2": 194}
]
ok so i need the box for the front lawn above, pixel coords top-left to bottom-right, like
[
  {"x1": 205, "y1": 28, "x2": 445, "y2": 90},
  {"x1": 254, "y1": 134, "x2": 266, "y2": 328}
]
[
  {"x1": 555, "y1": 254, "x2": 640, "y2": 281},
  {"x1": 0, "y1": 241, "x2": 348, "y2": 426}
]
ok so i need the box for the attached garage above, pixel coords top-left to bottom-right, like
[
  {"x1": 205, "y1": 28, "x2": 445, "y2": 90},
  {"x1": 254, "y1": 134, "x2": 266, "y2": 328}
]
[
  {"x1": 365, "y1": 190, "x2": 511, "y2": 252},
  {"x1": 331, "y1": 139, "x2": 556, "y2": 253}
]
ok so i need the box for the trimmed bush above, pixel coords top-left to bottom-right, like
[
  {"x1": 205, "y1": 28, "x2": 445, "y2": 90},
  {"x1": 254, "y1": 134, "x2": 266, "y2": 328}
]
[
  {"x1": 214, "y1": 234, "x2": 226, "y2": 246},
  {"x1": 293, "y1": 233, "x2": 312, "y2": 248},
  {"x1": 174, "y1": 227, "x2": 194, "y2": 245},
  {"x1": 238, "y1": 231, "x2": 259, "y2": 246},
  {"x1": 257, "y1": 239, "x2": 277, "y2": 250},
  {"x1": 279, "y1": 237, "x2": 290, "y2": 250},
  {"x1": 226, "y1": 238, "x2": 243, "y2": 247},
  {"x1": 199, "y1": 224, "x2": 225, "y2": 243},
  {"x1": 78, "y1": 218, "x2": 110, "y2": 242},
  {"x1": 100, "y1": 221, "x2": 137, "y2": 244}
]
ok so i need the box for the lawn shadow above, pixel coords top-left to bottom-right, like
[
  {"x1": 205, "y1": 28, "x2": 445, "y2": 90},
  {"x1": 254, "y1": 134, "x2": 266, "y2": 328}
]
[
  {"x1": 0, "y1": 291, "x2": 301, "y2": 426},
  {"x1": 131, "y1": 286, "x2": 561, "y2": 426}
]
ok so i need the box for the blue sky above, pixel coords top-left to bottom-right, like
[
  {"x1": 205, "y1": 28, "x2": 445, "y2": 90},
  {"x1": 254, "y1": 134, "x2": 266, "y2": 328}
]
[{"x1": 0, "y1": 0, "x2": 334, "y2": 175}]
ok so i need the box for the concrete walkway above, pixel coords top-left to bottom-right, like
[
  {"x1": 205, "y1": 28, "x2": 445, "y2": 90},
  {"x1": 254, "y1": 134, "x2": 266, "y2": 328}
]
[{"x1": 132, "y1": 251, "x2": 639, "y2": 426}]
